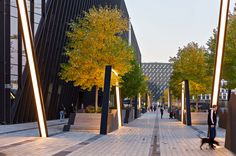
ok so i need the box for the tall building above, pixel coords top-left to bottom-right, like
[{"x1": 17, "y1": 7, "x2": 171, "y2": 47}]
[
  {"x1": 142, "y1": 63, "x2": 172, "y2": 101},
  {"x1": 0, "y1": 0, "x2": 141, "y2": 124}
]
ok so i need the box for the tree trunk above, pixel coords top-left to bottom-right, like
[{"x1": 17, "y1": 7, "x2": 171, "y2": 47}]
[
  {"x1": 195, "y1": 99, "x2": 199, "y2": 112},
  {"x1": 95, "y1": 86, "x2": 98, "y2": 112}
]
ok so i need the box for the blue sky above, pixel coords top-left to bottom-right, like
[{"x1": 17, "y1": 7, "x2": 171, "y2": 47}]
[{"x1": 125, "y1": 0, "x2": 236, "y2": 63}]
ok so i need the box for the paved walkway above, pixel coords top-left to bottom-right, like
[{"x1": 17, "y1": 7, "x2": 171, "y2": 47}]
[
  {"x1": 158, "y1": 112, "x2": 234, "y2": 156},
  {"x1": 0, "y1": 111, "x2": 235, "y2": 156}
]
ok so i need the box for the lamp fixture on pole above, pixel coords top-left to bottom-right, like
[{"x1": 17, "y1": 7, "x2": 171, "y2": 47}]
[
  {"x1": 211, "y1": 0, "x2": 230, "y2": 106},
  {"x1": 16, "y1": 0, "x2": 48, "y2": 137}
]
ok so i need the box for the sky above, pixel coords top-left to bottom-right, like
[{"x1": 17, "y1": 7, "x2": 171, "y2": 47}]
[{"x1": 124, "y1": 0, "x2": 236, "y2": 63}]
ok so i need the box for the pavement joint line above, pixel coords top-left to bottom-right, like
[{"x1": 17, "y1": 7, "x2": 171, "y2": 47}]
[
  {"x1": 0, "y1": 121, "x2": 67, "y2": 135},
  {"x1": 0, "y1": 132, "x2": 66, "y2": 152},
  {"x1": 149, "y1": 113, "x2": 160, "y2": 156},
  {"x1": 190, "y1": 126, "x2": 207, "y2": 137},
  {"x1": 0, "y1": 152, "x2": 6, "y2": 156},
  {"x1": 0, "y1": 138, "x2": 38, "y2": 151},
  {"x1": 52, "y1": 135, "x2": 103, "y2": 156},
  {"x1": 49, "y1": 131, "x2": 67, "y2": 137},
  {"x1": 190, "y1": 125, "x2": 225, "y2": 144},
  {"x1": 0, "y1": 123, "x2": 68, "y2": 152}
]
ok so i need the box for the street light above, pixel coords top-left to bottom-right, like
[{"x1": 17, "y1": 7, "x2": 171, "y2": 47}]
[
  {"x1": 138, "y1": 93, "x2": 141, "y2": 109},
  {"x1": 16, "y1": 0, "x2": 48, "y2": 137},
  {"x1": 112, "y1": 69, "x2": 122, "y2": 128},
  {"x1": 211, "y1": 0, "x2": 230, "y2": 106},
  {"x1": 181, "y1": 81, "x2": 185, "y2": 123}
]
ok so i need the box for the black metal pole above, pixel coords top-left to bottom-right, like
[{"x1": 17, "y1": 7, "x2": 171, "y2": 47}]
[
  {"x1": 0, "y1": 0, "x2": 11, "y2": 124},
  {"x1": 185, "y1": 80, "x2": 191, "y2": 126},
  {"x1": 30, "y1": 0, "x2": 34, "y2": 35},
  {"x1": 100, "y1": 65, "x2": 112, "y2": 135},
  {"x1": 168, "y1": 89, "x2": 172, "y2": 112},
  {"x1": 5, "y1": 0, "x2": 11, "y2": 124},
  {"x1": 18, "y1": 11, "x2": 22, "y2": 89},
  {"x1": 41, "y1": 0, "x2": 45, "y2": 17},
  {"x1": 0, "y1": 0, "x2": 5, "y2": 124},
  {"x1": 134, "y1": 96, "x2": 138, "y2": 119}
]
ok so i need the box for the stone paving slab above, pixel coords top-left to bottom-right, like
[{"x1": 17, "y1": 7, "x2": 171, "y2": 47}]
[
  {"x1": 0, "y1": 131, "x2": 97, "y2": 156},
  {"x1": 158, "y1": 111, "x2": 235, "y2": 156},
  {"x1": 0, "y1": 112, "x2": 235, "y2": 156},
  {"x1": 67, "y1": 113, "x2": 157, "y2": 156},
  {"x1": 0, "y1": 113, "x2": 157, "y2": 156},
  {"x1": 0, "y1": 119, "x2": 68, "y2": 136}
]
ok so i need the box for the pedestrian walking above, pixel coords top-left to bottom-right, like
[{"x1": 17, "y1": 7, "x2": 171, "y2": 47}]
[
  {"x1": 150, "y1": 105, "x2": 153, "y2": 112},
  {"x1": 59, "y1": 107, "x2": 65, "y2": 121},
  {"x1": 153, "y1": 105, "x2": 157, "y2": 112},
  {"x1": 208, "y1": 105, "x2": 218, "y2": 149},
  {"x1": 69, "y1": 103, "x2": 75, "y2": 113},
  {"x1": 169, "y1": 111, "x2": 173, "y2": 119},
  {"x1": 160, "y1": 107, "x2": 164, "y2": 119}
]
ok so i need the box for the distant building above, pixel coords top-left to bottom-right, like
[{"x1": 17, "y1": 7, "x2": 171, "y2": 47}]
[{"x1": 142, "y1": 63, "x2": 173, "y2": 101}]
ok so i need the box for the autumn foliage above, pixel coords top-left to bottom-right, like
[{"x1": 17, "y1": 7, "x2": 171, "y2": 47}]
[{"x1": 60, "y1": 6, "x2": 134, "y2": 91}]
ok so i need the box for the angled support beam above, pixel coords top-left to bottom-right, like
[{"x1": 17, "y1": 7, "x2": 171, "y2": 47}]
[
  {"x1": 185, "y1": 80, "x2": 191, "y2": 126},
  {"x1": 211, "y1": 0, "x2": 230, "y2": 107},
  {"x1": 16, "y1": 0, "x2": 48, "y2": 137},
  {"x1": 100, "y1": 65, "x2": 112, "y2": 135}
]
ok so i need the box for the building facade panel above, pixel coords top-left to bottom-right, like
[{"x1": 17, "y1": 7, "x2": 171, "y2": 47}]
[
  {"x1": 0, "y1": 0, "x2": 141, "y2": 123},
  {"x1": 142, "y1": 63, "x2": 172, "y2": 101}
]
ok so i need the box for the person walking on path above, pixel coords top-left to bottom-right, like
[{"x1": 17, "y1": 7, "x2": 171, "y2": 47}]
[
  {"x1": 208, "y1": 105, "x2": 218, "y2": 149},
  {"x1": 160, "y1": 107, "x2": 164, "y2": 119},
  {"x1": 153, "y1": 105, "x2": 157, "y2": 112},
  {"x1": 150, "y1": 105, "x2": 153, "y2": 112},
  {"x1": 59, "y1": 107, "x2": 65, "y2": 121}
]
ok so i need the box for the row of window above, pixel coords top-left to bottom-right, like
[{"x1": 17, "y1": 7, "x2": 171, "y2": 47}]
[
  {"x1": 191, "y1": 93, "x2": 228, "y2": 100},
  {"x1": 142, "y1": 64, "x2": 172, "y2": 69}
]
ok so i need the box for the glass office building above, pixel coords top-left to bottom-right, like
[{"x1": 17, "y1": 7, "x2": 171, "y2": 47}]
[{"x1": 142, "y1": 63, "x2": 173, "y2": 101}]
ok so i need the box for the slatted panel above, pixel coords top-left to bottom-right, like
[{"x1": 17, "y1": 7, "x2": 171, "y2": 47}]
[{"x1": 13, "y1": 0, "x2": 135, "y2": 123}]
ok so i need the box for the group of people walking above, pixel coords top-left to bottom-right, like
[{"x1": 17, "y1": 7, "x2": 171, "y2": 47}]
[
  {"x1": 149, "y1": 105, "x2": 157, "y2": 112},
  {"x1": 59, "y1": 103, "x2": 76, "y2": 121},
  {"x1": 148, "y1": 105, "x2": 165, "y2": 119}
]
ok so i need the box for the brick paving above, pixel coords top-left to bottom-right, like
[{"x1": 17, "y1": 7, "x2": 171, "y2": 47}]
[
  {"x1": 158, "y1": 111, "x2": 234, "y2": 156},
  {"x1": 0, "y1": 111, "x2": 235, "y2": 156}
]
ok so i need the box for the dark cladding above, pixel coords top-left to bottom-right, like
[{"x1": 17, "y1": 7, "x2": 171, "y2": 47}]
[{"x1": 0, "y1": 0, "x2": 141, "y2": 123}]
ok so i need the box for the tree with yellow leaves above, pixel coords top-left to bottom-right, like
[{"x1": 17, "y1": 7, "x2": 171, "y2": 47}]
[{"x1": 60, "y1": 6, "x2": 134, "y2": 112}]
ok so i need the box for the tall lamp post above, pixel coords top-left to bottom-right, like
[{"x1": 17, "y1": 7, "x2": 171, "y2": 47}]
[
  {"x1": 211, "y1": 0, "x2": 230, "y2": 107},
  {"x1": 112, "y1": 69, "x2": 122, "y2": 128},
  {"x1": 181, "y1": 81, "x2": 185, "y2": 123},
  {"x1": 16, "y1": 0, "x2": 48, "y2": 137}
]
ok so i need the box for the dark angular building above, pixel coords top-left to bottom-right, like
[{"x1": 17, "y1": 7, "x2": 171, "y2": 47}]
[
  {"x1": 0, "y1": 0, "x2": 141, "y2": 124},
  {"x1": 142, "y1": 63, "x2": 172, "y2": 101}
]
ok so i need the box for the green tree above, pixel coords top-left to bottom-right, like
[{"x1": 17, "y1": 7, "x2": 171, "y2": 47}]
[
  {"x1": 60, "y1": 6, "x2": 134, "y2": 112},
  {"x1": 169, "y1": 42, "x2": 210, "y2": 111},
  {"x1": 120, "y1": 60, "x2": 148, "y2": 104}
]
